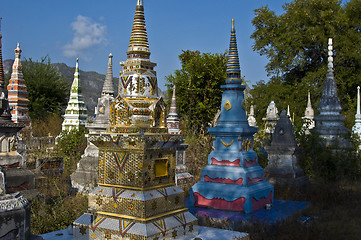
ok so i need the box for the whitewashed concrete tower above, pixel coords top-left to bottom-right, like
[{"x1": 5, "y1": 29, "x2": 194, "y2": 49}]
[
  {"x1": 353, "y1": 86, "x2": 361, "y2": 139},
  {"x1": 247, "y1": 105, "x2": 257, "y2": 127},
  {"x1": 314, "y1": 38, "x2": 351, "y2": 148},
  {"x1": 167, "y1": 85, "x2": 181, "y2": 134},
  {"x1": 263, "y1": 101, "x2": 279, "y2": 133},
  {"x1": 302, "y1": 91, "x2": 315, "y2": 132},
  {"x1": 62, "y1": 58, "x2": 88, "y2": 131}
]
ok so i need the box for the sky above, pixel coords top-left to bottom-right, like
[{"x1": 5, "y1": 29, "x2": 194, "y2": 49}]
[{"x1": 0, "y1": 0, "x2": 291, "y2": 91}]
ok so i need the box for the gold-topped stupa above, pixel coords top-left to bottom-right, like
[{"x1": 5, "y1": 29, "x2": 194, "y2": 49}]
[{"x1": 73, "y1": 1, "x2": 198, "y2": 239}]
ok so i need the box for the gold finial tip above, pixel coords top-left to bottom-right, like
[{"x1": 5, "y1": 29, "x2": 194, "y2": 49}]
[{"x1": 231, "y1": 19, "x2": 235, "y2": 33}]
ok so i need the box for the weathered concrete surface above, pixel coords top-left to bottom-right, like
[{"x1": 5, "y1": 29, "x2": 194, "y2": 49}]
[{"x1": 0, "y1": 192, "x2": 31, "y2": 240}]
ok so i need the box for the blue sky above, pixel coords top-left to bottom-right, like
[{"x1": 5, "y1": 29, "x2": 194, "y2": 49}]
[{"x1": 0, "y1": 0, "x2": 290, "y2": 91}]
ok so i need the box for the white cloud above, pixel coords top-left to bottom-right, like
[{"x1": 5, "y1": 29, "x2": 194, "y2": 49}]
[{"x1": 63, "y1": 15, "x2": 106, "y2": 60}]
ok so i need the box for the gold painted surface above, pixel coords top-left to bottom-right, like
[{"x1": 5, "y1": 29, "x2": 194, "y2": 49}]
[
  {"x1": 98, "y1": 183, "x2": 173, "y2": 190},
  {"x1": 224, "y1": 100, "x2": 232, "y2": 111},
  {"x1": 97, "y1": 208, "x2": 188, "y2": 222},
  {"x1": 242, "y1": 138, "x2": 252, "y2": 151},
  {"x1": 89, "y1": 190, "x2": 185, "y2": 219},
  {"x1": 154, "y1": 159, "x2": 168, "y2": 177},
  {"x1": 220, "y1": 139, "x2": 234, "y2": 148}
]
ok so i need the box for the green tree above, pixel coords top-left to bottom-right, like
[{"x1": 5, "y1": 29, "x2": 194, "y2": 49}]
[
  {"x1": 54, "y1": 127, "x2": 87, "y2": 176},
  {"x1": 248, "y1": 0, "x2": 361, "y2": 130},
  {"x1": 166, "y1": 50, "x2": 227, "y2": 136},
  {"x1": 22, "y1": 56, "x2": 69, "y2": 120}
]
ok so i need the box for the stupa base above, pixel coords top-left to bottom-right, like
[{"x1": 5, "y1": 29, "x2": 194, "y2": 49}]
[
  {"x1": 73, "y1": 211, "x2": 198, "y2": 240},
  {"x1": 190, "y1": 181, "x2": 274, "y2": 214}
]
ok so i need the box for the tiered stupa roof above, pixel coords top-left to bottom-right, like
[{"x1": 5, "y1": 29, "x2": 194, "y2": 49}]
[
  {"x1": 101, "y1": 53, "x2": 114, "y2": 97},
  {"x1": 302, "y1": 91, "x2": 315, "y2": 131},
  {"x1": 167, "y1": 85, "x2": 181, "y2": 134},
  {"x1": 7, "y1": 43, "x2": 30, "y2": 125},
  {"x1": 61, "y1": 58, "x2": 87, "y2": 131},
  {"x1": 118, "y1": 0, "x2": 158, "y2": 98}
]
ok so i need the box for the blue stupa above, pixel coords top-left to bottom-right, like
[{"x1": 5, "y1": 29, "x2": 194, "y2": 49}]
[{"x1": 190, "y1": 19, "x2": 274, "y2": 214}]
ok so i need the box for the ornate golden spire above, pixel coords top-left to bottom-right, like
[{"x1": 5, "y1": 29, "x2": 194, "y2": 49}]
[
  {"x1": 226, "y1": 18, "x2": 242, "y2": 84},
  {"x1": 127, "y1": 0, "x2": 150, "y2": 60}
]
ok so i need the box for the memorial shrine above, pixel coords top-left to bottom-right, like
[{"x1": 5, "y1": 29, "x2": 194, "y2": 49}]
[
  {"x1": 263, "y1": 101, "x2": 279, "y2": 134},
  {"x1": 190, "y1": 19, "x2": 273, "y2": 214},
  {"x1": 315, "y1": 38, "x2": 351, "y2": 148},
  {"x1": 71, "y1": 53, "x2": 115, "y2": 193},
  {"x1": 62, "y1": 58, "x2": 88, "y2": 131},
  {"x1": 72, "y1": 0, "x2": 197, "y2": 239},
  {"x1": 265, "y1": 110, "x2": 308, "y2": 187},
  {"x1": 166, "y1": 85, "x2": 193, "y2": 189}
]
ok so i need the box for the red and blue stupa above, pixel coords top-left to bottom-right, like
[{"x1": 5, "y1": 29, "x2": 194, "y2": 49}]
[{"x1": 190, "y1": 19, "x2": 274, "y2": 214}]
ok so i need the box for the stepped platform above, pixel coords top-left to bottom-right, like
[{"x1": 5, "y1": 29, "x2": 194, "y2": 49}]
[
  {"x1": 39, "y1": 226, "x2": 249, "y2": 240},
  {"x1": 186, "y1": 197, "x2": 310, "y2": 229}
]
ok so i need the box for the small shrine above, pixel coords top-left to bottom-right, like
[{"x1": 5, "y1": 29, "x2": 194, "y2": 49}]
[
  {"x1": 167, "y1": 85, "x2": 193, "y2": 189},
  {"x1": 302, "y1": 91, "x2": 315, "y2": 133},
  {"x1": 265, "y1": 110, "x2": 308, "y2": 186},
  {"x1": 0, "y1": 24, "x2": 31, "y2": 240},
  {"x1": 314, "y1": 38, "x2": 351, "y2": 148},
  {"x1": 247, "y1": 105, "x2": 257, "y2": 127},
  {"x1": 352, "y1": 86, "x2": 361, "y2": 141},
  {"x1": 0, "y1": 23, "x2": 35, "y2": 195},
  {"x1": 73, "y1": 0, "x2": 198, "y2": 239},
  {"x1": 7, "y1": 43, "x2": 30, "y2": 126},
  {"x1": 61, "y1": 58, "x2": 88, "y2": 131},
  {"x1": 71, "y1": 53, "x2": 115, "y2": 192},
  {"x1": 263, "y1": 101, "x2": 279, "y2": 134},
  {"x1": 0, "y1": 167, "x2": 31, "y2": 239},
  {"x1": 190, "y1": 19, "x2": 273, "y2": 214}
]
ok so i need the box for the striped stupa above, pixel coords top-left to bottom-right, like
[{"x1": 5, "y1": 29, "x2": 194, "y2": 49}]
[
  {"x1": 7, "y1": 43, "x2": 30, "y2": 125},
  {"x1": 62, "y1": 58, "x2": 87, "y2": 131},
  {"x1": 226, "y1": 18, "x2": 242, "y2": 84}
]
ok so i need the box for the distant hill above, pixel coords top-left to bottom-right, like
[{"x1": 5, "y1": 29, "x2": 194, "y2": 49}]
[
  {"x1": 4, "y1": 59, "x2": 118, "y2": 116},
  {"x1": 52, "y1": 62, "x2": 118, "y2": 116}
]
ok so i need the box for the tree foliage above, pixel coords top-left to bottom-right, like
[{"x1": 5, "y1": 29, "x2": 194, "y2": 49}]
[
  {"x1": 248, "y1": 0, "x2": 361, "y2": 130},
  {"x1": 22, "y1": 56, "x2": 69, "y2": 120},
  {"x1": 165, "y1": 50, "x2": 227, "y2": 136},
  {"x1": 54, "y1": 127, "x2": 87, "y2": 176}
]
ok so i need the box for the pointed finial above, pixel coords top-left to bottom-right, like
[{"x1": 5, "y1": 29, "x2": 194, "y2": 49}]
[
  {"x1": 127, "y1": 0, "x2": 149, "y2": 59},
  {"x1": 14, "y1": 43, "x2": 22, "y2": 55},
  {"x1": 169, "y1": 85, "x2": 178, "y2": 115},
  {"x1": 328, "y1": 38, "x2": 333, "y2": 72},
  {"x1": 102, "y1": 53, "x2": 114, "y2": 96},
  {"x1": 287, "y1": 105, "x2": 290, "y2": 117},
  {"x1": 75, "y1": 58, "x2": 79, "y2": 76},
  {"x1": 250, "y1": 105, "x2": 254, "y2": 115},
  {"x1": 226, "y1": 19, "x2": 241, "y2": 84},
  {"x1": 231, "y1": 18, "x2": 235, "y2": 33},
  {"x1": 307, "y1": 91, "x2": 312, "y2": 108},
  {"x1": 74, "y1": 58, "x2": 79, "y2": 77}
]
